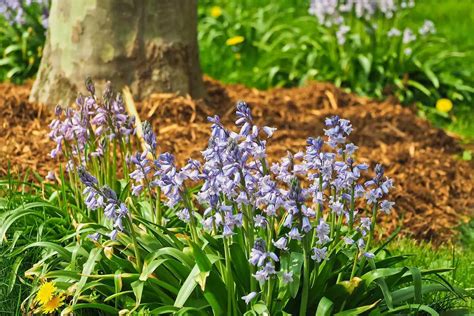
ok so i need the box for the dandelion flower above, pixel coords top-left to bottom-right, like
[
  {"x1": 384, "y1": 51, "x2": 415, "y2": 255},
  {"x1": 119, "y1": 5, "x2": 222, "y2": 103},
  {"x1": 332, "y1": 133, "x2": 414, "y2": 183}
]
[
  {"x1": 36, "y1": 282, "x2": 56, "y2": 305},
  {"x1": 210, "y1": 6, "x2": 222, "y2": 18},
  {"x1": 42, "y1": 295, "x2": 64, "y2": 314},
  {"x1": 226, "y1": 36, "x2": 245, "y2": 46},
  {"x1": 436, "y1": 98, "x2": 453, "y2": 113}
]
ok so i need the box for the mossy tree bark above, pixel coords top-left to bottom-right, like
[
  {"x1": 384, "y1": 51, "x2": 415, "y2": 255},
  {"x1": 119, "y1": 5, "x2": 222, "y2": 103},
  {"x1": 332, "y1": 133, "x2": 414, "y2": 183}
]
[{"x1": 30, "y1": 0, "x2": 204, "y2": 106}]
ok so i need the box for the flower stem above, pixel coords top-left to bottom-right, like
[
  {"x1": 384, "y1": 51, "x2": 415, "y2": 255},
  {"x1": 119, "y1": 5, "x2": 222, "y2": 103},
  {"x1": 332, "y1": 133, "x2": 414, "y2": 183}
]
[
  {"x1": 223, "y1": 237, "x2": 236, "y2": 315},
  {"x1": 299, "y1": 238, "x2": 310, "y2": 316},
  {"x1": 126, "y1": 216, "x2": 142, "y2": 271}
]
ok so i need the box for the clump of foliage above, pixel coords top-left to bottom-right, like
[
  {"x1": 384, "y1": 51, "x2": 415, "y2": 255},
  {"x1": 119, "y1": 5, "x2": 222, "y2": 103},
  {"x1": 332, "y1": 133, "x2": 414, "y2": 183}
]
[
  {"x1": 1, "y1": 80, "x2": 469, "y2": 315},
  {"x1": 0, "y1": 0, "x2": 48, "y2": 83},
  {"x1": 0, "y1": 169, "x2": 72, "y2": 314}
]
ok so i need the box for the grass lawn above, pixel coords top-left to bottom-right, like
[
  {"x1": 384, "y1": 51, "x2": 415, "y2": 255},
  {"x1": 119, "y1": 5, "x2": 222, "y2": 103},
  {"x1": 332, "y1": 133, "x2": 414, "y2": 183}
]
[
  {"x1": 407, "y1": 0, "x2": 474, "y2": 139},
  {"x1": 388, "y1": 237, "x2": 474, "y2": 311}
]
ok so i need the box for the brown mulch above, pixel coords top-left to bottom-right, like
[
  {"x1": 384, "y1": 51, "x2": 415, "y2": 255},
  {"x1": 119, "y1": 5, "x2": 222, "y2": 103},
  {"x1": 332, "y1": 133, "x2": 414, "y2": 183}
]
[{"x1": 0, "y1": 78, "x2": 473, "y2": 244}]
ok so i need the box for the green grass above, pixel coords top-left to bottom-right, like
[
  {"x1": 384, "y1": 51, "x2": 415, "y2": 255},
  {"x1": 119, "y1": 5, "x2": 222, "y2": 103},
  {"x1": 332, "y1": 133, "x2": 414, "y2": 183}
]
[
  {"x1": 407, "y1": 0, "x2": 474, "y2": 139},
  {"x1": 387, "y1": 236, "x2": 474, "y2": 312},
  {"x1": 409, "y1": 0, "x2": 474, "y2": 63},
  {"x1": 0, "y1": 248, "x2": 41, "y2": 315}
]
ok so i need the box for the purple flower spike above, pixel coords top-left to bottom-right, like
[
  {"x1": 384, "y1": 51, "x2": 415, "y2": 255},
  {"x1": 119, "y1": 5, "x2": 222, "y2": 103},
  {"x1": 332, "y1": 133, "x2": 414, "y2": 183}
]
[
  {"x1": 78, "y1": 166, "x2": 98, "y2": 187},
  {"x1": 142, "y1": 121, "x2": 157, "y2": 153}
]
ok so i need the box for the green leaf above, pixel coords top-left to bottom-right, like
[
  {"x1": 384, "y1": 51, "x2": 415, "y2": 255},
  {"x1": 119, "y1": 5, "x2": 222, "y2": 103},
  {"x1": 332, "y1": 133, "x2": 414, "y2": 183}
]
[
  {"x1": 281, "y1": 252, "x2": 304, "y2": 298},
  {"x1": 7, "y1": 255, "x2": 23, "y2": 294},
  {"x1": 151, "y1": 306, "x2": 181, "y2": 314},
  {"x1": 20, "y1": 241, "x2": 72, "y2": 261},
  {"x1": 6, "y1": 67, "x2": 22, "y2": 79},
  {"x1": 315, "y1": 297, "x2": 334, "y2": 316},
  {"x1": 334, "y1": 300, "x2": 380, "y2": 315},
  {"x1": 392, "y1": 284, "x2": 453, "y2": 304},
  {"x1": 4, "y1": 44, "x2": 21, "y2": 55},
  {"x1": 140, "y1": 257, "x2": 168, "y2": 281},
  {"x1": 104, "y1": 290, "x2": 133, "y2": 302},
  {"x1": 202, "y1": 270, "x2": 228, "y2": 315},
  {"x1": 73, "y1": 247, "x2": 102, "y2": 303},
  {"x1": 409, "y1": 267, "x2": 422, "y2": 304},
  {"x1": 131, "y1": 280, "x2": 144, "y2": 308},
  {"x1": 230, "y1": 243, "x2": 251, "y2": 291},
  {"x1": 384, "y1": 304, "x2": 439, "y2": 315},
  {"x1": 253, "y1": 302, "x2": 269, "y2": 314},
  {"x1": 0, "y1": 57, "x2": 14, "y2": 66},
  {"x1": 407, "y1": 80, "x2": 432, "y2": 97},
  {"x1": 62, "y1": 303, "x2": 118, "y2": 315},
  {"x1": 423, "y1": 66, "x2": 439, "y2": 88},
  {"x1": 175, "y1": 265, "x2": 200, "y2": 308},
  {"x1": 0, "y1": 202, "x2": 62, "y2": 244},
  {"x1": 191, "y1": 241, "x2": 212, "y2": 273},
  {"x1": 357, "y1": 55, "x2": 372, "y2": 76},
  {"x1": 155, "y1": 247, "x2": 194, "y2": 268},
  {"x1": 361, "y1": 267, "x2": 404, "y2": 286}
]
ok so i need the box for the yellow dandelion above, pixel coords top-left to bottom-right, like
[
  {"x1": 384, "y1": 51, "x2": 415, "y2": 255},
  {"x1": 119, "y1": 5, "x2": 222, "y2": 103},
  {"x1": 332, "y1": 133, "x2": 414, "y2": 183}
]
[
  {"x1": 436, "y1": 98, "x2": 453, "y2": 113},
  {"x1": 210, "y1": 6, "x2": 222, "y2": 18},
  {"x1": 42, "y1": 295, "x2": 64, "y2": 314},
  {"x1": 36, "y1": 282, "x2": 56, "y2": 305},
  {"x1": 226, "y1": 36, "x2": 245, "y2": 46}
]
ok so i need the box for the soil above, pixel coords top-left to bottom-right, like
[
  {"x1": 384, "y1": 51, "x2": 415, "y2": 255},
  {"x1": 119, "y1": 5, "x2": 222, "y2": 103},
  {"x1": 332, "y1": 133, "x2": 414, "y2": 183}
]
[{"x1": 1, "y1": 78, "x2": 472, "y2": 244}]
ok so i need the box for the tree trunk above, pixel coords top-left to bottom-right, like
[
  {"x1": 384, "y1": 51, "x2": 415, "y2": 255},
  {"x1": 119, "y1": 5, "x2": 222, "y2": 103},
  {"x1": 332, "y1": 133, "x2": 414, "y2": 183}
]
[{"x1": 29, "y1": 0, "x2": 204, "y2": 106}]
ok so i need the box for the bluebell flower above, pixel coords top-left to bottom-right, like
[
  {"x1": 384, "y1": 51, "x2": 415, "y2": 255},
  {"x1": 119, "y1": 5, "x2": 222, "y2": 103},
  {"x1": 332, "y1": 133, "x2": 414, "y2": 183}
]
[
  {"x1": 344, "y1": 143, "x2": 358, "y2": 156},
  {"x1": 46, "y1": 171, "x2": 55, "y2": 181},
  {"x1": 142, "y1": 121, "x2": 157, "y2": 153},
  {"x1": 273, "y1": 237, "x2": 288, "y2": 251},
  {"x1": 87, "y1": 232, "x2": 100, "y2": 241},
  {"x1": 343, "y1": 237, "x2": 354, "y2": 245},
  {"x1": 108, "y1": 229, "x2": 118, "y2": 240},
  {"x1": 235, "y1": 101, "x2": 253, "y2": 136},
  {"x1": 282, "y1": 271, "x2": 293, "y2": 284},
  {"x1": 357, "y1": 238, "x2": 365, "y2": 250},
  {"x1": 78, "y1": 166, "x2": 98, "y2": 187},
  {"x1": 366, "y1": 188, "x2": 382, "y2": 205},
  {"x1": 311, "y1": 246, "x2": 328, "y2": 263},
  {"x1": 176, "y1": 208, "x2": 191, "y2": 223},
  {"x1": 360, "y1": 217, "x2": 371, "y2": 235},
  {"x1": 223, "y1": 225, "x2": 234, "y2": 237},
  {"x1": 249, "y1": 239, "x2": 267, "y2": 266},
  {"x1": 262, "y1": 126, "x2": 277, "y2": 138},
  {"x1": 329, "y1": 200, "x2": 344, "y2": 216},
  {"x1": 364, "y1": 252, "x2": 375, "y2": 259},
  {"x1": 316, "y1": 219, "x2": 330, "y2": 244},
  {"x1": 254, "y1": 215, "x2": 268, "y2": 228},
  {"x1": 288, "y1": 227, "x2": 303, "y2": 241},
  {"x1": 302, "y1": 217, "x2": 312, "y2": 233},
  {"x1": 354, "y1": 184, "x2": 365, "y2": 198},
  {"x1": 324, "y1": 116, "x2": 352, "y2": 148},
  {"x1": 380, "y1": 200, "x2": 395, "y2": 214},
  {"x1": 241, "y1": 292, "x2": 257, "y2": 305},
  {"x1": 254, "y1": 270, "x2": 269, "y2": 283}
]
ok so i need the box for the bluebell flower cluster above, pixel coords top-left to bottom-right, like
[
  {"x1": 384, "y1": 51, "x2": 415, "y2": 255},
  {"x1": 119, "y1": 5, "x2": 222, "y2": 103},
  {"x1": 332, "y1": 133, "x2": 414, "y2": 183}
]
[
  {"x1": 78, "y1": 166, "x2": 129, "y2": 240},
  {"x1": 48, "y1": 80, "x2": 135, "y2": 171},
  {"x1": 51, "y1": 85, "x2": 396, "y2": 305},
  {"x1": 0, "y1": 0, "x2": 49, "y2": 28},
  {"x1": 308, "y1": 0, "x2": 433, "y2": 49}
]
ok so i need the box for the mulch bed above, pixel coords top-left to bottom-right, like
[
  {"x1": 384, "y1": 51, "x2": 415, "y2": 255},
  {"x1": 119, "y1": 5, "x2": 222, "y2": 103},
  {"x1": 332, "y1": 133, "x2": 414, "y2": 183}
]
[{"x1": 1, "y1": 78, "x2": 472, "y2": 244}]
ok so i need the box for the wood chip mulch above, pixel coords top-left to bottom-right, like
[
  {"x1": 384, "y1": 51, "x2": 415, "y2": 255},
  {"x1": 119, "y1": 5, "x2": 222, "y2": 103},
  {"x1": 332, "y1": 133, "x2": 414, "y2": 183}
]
[{"x1": 0, "y1": 78, "x2": 472, "y2": 244}]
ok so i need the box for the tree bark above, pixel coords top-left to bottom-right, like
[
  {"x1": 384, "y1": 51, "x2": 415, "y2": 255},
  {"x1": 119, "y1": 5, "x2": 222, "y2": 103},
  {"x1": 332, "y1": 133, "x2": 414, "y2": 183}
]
[{"x1": 29, "y1": 0, "x2": 204, "y2": 106}]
